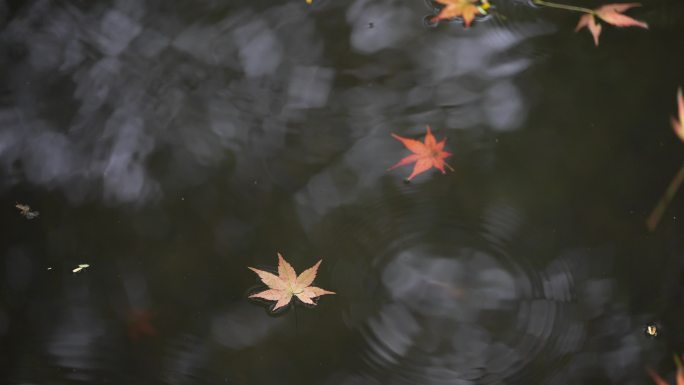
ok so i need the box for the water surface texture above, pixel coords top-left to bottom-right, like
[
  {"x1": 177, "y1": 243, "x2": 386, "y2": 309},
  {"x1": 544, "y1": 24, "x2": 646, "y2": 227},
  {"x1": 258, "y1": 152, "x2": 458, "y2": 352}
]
[{"x1": 2, "y1": 0, "x2": 684, "y2": 384}]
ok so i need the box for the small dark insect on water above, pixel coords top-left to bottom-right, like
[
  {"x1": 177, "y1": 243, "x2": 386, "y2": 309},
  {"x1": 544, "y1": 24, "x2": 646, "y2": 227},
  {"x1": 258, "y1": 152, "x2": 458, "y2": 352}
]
[{"x1": 15, "y1": 203, "x2": 39, "y2": 219}]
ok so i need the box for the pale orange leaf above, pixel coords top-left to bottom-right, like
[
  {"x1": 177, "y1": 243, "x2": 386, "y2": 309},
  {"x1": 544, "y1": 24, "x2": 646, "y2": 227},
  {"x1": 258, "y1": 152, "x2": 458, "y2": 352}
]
[
  {"x1": 247, "y1": 267, "x2": 287, "y2": 290},
  {"x1": 273, "y1": 292, "x2": 293, "y2": 311},
  {"x1": 305, "y1": 286, "x2": 336, "y2": 297},
  {"x1": 277, "y1": 252, "x2": 297, "y2": 285},
  {"x1": 575, "y1": 2, "x2": 647, "y2": 46},
  {"x1": 249, "y1": 289, "x2": 284, "y2": 301},
  {"x1": 576, "y1": 14, "x2": 602, "y2": 46},
  {"x1": 295, "y1": 260, "x2": 322, "y2": 290},
  {"x1": 595, "y1": 3, "x2": 648, "y2": 28},
  {"x1": 248, "y1": 254, "x2": 334, "y2": 313},
  {"x1": 295, "y1": 292, "x2": 316, "y2": 305}
]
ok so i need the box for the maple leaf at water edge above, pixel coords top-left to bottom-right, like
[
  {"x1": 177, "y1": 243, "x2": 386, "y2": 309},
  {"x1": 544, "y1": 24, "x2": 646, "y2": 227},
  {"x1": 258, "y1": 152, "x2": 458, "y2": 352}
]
[
  {"x1": 432, "y1": 0, "x2": 481, "y2": 27},
  {"x1": 388, "y1": 125, "x2": 453, "y2": 181},
  {"x1": 248, "y1": 253, "x2": 335, "y2": 312},
  {"x1": 673, "y1": 88, "x2": 684, "y2": 142},
  {"x1": 575, "y1": 3, "x2": 648, "y2": 46},
  {"x1": 647, "y1": 354, "x2": 684, "y2": 385}
]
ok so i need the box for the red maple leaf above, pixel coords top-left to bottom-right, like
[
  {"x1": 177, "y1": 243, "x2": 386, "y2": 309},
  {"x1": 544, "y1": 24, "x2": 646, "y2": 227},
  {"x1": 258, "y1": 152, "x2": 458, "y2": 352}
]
[
  {"x1": 388, "y1": 125, "x2": 453, "y2": 181},
  {"x1": 575, "y1": 3, "x2": 648, "y2": 46}
]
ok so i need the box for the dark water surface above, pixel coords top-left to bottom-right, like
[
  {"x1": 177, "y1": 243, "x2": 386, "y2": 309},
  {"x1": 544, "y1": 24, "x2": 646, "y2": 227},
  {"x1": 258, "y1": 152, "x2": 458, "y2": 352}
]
[{"x1": 2, "y1": 0, "x2": 684, "y2": 384}]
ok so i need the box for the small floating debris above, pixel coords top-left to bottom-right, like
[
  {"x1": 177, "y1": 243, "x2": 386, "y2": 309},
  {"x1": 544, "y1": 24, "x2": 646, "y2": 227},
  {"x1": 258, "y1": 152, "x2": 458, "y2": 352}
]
[
  {"x1": 72, "y1": 264, "x2": 90, "y2": 274},
  {"x1": 15, "y1": 203, "x2": 39, "y2": 219},
  {"x1": 644, "y1": 322, "x2": 660, "y2": 338}
]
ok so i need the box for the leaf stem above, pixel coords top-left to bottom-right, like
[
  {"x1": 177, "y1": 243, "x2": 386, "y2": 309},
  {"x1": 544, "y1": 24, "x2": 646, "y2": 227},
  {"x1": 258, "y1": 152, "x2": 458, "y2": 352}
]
[
  {"x1": 532, "y1": 0, "x2": 595, "y2": 14},
  {"x1": 294, "y1": 304, "x2": 300, "y2": 335},
  {"x1": 646, "y1": 162, "x2": 684, "y2": 231}
]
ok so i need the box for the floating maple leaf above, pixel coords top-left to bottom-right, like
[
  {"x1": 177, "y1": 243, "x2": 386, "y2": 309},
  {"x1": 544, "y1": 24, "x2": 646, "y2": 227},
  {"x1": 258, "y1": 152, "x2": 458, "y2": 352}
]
[
  {"x1": 575, "y1": 2, "x2": 648, "y2": 46},
  {"x1": 248, "y1": 253, "x2": 335, "y2": 312},
  {"x1": 647, "y1": 354, "x2": 684, "y2": 385},
  {"x1": 431, "y1": 0, "x2": 490, "y2": 27},
  {"x1": 673, "y1": 87, "x2": 684, "y2": 142},
  {"x1": 388, "y1": 125, "x2": 453, "y2": 181}
]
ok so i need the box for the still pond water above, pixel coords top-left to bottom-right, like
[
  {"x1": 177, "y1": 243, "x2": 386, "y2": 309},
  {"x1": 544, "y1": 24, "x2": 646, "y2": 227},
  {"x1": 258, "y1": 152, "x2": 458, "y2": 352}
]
[{"x1": 2, "y1": 0, "x2": 684, "y2": 384}]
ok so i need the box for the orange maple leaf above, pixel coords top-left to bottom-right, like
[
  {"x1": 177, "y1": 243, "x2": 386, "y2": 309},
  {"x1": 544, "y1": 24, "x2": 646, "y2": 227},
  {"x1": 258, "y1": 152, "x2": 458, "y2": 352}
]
[
  {"x1": 575, "y1": 3, "x2": 648, "y2": 46},
  {"x1": 673, "y1": 87, "x2": 684, "y2": 142},
  {"x1": 431, "y1": 0, "x2": 483, "y2": 28},
  {"x1": 248, "y1": 253, "x2": 335, "y2": 312},
  {"x1": 647, "y1": 354, "x2": 684, "y2": 385},
  {"x1": 388, "y1": 125, "x2": 453, "y2": 181}
]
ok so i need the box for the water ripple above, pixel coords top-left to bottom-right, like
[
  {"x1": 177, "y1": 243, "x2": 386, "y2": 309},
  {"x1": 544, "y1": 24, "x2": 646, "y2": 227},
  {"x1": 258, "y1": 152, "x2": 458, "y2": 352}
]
[{"x1": 306, "y1": 189, "x2": 587, "y2": 384}]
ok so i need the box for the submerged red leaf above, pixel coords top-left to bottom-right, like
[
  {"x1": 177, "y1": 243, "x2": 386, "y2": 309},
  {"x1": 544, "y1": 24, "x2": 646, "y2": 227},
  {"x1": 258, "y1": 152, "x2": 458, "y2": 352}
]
[{"x1": 127, "y1": 309, "x2": 157, "y2": 341}]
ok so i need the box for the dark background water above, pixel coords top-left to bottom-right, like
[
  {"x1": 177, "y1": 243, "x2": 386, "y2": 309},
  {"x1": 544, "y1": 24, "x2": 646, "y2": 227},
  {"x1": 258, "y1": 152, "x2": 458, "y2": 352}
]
[{"x1": 2, "y1": 0, "x2": 684, "y2": 384}]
